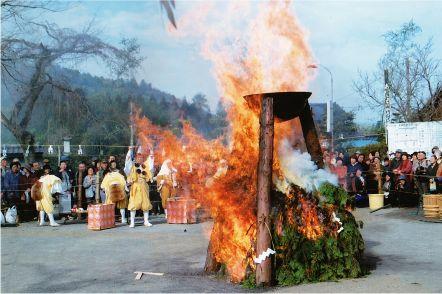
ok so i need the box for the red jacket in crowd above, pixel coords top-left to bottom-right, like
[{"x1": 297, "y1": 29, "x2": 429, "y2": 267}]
[{"x1": 396, "y1": 159, "x2": 413, "y2": 182}]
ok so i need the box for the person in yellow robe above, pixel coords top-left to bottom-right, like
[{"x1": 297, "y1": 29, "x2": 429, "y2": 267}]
[
  {"x1": 101, "y1": 171, "x2": 128, "y2": 224},
  {"x1": 127, "y1": 154, "x2": 153, "y2": 228},
  {"x1": 156, "y1": 159, "x2": 177, "y2": 219},
  {"x1": 32, "y1": 174, "x2": 63, "y2": 226}
]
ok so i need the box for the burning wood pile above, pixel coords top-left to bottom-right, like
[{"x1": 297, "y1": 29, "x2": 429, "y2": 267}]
[
  {"x1": 271, "y1": 183, "x2": 365, "y2": 286},
  {"x1": 133, "y1": 98, "x2": 365, "y2": 286},
  {"x1": 132, "y1": 0, "x2": 365, "y2": 287}
]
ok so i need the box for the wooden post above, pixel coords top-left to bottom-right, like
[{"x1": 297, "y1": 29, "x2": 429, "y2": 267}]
[
  {"x1": 376, "y1": 163, "x2": 382, "y2": 194},
  {"x1": 204, "y1": 237, "x2": 220, "y2": 272},
  {"x1": 57, "y1": 145, "x2": 61, "y2": 167},
  {"x1": 95, "y1": 171, "x2": 100, "y2": 204},
  {"x1": 299, "y1": 102, "x2": 324, "y2": 169},
  {"x1": 77, "y1": 169, "x2": 83, "y2": 218},
  {"x1": 204, "y1": 221, "x2": 221, "y2": 273},
  {"x1": 255, "y1": 96, "x2": 274, "y2": 286}
]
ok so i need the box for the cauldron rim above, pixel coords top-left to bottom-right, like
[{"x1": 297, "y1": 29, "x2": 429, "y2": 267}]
[{"x1": 243, "y1": 91, "x2": 312, "y2": 122}]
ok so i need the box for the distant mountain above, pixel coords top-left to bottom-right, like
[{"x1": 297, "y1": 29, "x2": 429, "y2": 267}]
[{"x1": 50, "y1": 66, "x2": 178, "y2": 104}]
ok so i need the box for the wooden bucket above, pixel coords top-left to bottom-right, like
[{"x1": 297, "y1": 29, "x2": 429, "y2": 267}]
[
  {"x1": 423, "y1": 194, "x2": 441, "y2": 218},
  {"x1": 166, "y1": 198, "x2": 196, "y2": 224},
  {"x1": 438, "y1": 197, "x2": 442, "y2": 220}
]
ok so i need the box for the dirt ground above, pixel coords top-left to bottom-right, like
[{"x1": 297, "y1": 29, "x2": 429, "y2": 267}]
[{"x1": 1, "y1": 208, "x2": 442, "y2": 293}]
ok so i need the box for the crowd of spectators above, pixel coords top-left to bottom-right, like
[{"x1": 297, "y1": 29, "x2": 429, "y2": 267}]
[
  {"x1": 2, "y1": 145, "x2": 442, "y2": 221},
  {"x1": 325, "y1": 146, "x2": 442, "y2": 207},
  {"x1": 1, "y1": 155, "x2": 163, "y2": 222}
]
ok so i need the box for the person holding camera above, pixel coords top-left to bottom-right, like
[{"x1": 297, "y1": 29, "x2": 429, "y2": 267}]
[
  {"x1": 413, "y1": 151, "x2": 429, "y2": 194},
  {"x1": 427, "y1": 155, "x2": 440, "y2": 193}
]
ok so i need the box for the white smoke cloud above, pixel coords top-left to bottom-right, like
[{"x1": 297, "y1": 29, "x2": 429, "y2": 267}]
[{"x1": 275, "y1": 140, "x2": 338, "y2": 193}]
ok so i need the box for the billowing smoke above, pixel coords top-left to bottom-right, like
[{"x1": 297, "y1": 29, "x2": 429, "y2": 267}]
[{"x1": 275, "y1": 140, "x2": 338, "y2": 193}]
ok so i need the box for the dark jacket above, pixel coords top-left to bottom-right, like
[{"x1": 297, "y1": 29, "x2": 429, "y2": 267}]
[
  {"x1": 382, "y1": 164, "x2": 392, "y2": 173},
  {"x1": 347, "y1": 163, "x2": 362, "y2": 177},
  {"x1": 19, "y1": 173, "x2": 37, "y2": 196},
  {"x1": 427, "y1": 162, "x2": 439, "y2": 177},
  {"x1": 395, "y1": 180, "x2": 411, "y2": 193},
  {"x1": 3, "y1": 171, "x2": 21, "y2": 200},
  {"x1": 391, "y1": 158, "x2": 402, "y2": 170},
  {"x1": 382, "y1": 180, "x2": 392, "y2": 193},
  {"x1": 358, "y1": 161, "x2": 369, "y2": 173},
  {"x1": 74, "y1": 170, "x2": 87, "y2": 202},
  {"x1": 351, "y1": 176, "x2": 367, "y2": 194}
]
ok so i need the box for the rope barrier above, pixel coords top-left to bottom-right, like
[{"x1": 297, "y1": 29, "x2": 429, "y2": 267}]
[
  {"x1": 2, "y1": 165, "x2": 440, "y2": 192},
  {"x1": 345, "y1": 169, "x2": 441, "y2": 180},
  {"x1": 0, "y1": 135, "x2": 372, "y2": 148},
  {"x1": 3, "y1": 129, "x2": 440, "y2": 149},
  {"x1": 2, "y1": 143, "x2": 137, "y2": 148},
  {"x1": 2, "y1": 184, "x2": 162, "y2": 193}
]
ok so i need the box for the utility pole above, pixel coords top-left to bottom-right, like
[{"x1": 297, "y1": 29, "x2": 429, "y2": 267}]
[
  {"x1": 307, "y1": 64, "x2": 334, "y2": 152},
  {"x1": 405, "y1": 58, "x2": 411, "y2": 122},
  {"x1": 325, "y1": 67, "x2": 334, "y2": 153},
  {"x1": 384, "y1": 69, "x2": 391, "y2": 146},
  {"x1": 129, "y1": 101, "x2": 134, "y2": 148}
]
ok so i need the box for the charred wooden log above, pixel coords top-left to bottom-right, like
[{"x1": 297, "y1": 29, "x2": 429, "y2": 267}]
[{"x1": 299, "y1": 102, "x2": 324, "y2": 169}]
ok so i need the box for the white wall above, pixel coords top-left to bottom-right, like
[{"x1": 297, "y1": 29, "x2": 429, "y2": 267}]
[{"x1": 387, "y1": 121, "x2": 442, "y2": 155}]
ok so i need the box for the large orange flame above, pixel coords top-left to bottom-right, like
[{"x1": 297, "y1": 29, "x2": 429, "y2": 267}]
[{"x1": 135, "y1": 1, "x2": 317, "y2": 281}]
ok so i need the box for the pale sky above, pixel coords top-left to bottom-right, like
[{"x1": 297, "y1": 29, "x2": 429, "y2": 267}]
[{"x1": 39, "y1": 0, "x2": 442, "y2": 124}]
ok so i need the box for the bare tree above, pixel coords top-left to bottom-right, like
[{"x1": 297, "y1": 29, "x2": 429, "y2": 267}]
[
  {"x1": 1, "y1": 2, "x2": 143, "y2": 160},
  {"x1": 353, "y1": 20, "x2": 441, "y2": 123}
]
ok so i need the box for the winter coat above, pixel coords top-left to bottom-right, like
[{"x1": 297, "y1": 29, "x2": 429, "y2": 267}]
[
  {"x1": 19, "y1": 173, "x2": 37, "y2": 199},
  {"x1": 347, "y1": 163, "x2": 362, "y2": 177},
  {"x1": 3, "y1": 171, "x2": 20, "y2": 200},
  {"x1": 83, "y1": 175, "x2": 96, "y2": 199},
  {"x1": 396, "y1": 159, "x2": 413, "y2": 182}
]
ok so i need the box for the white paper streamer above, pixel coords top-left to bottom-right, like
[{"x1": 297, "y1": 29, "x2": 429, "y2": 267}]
[
  {"x1": 78, "y1": 145, "x2": 83, "y2": 155},
  {"x1": 2, "y1": 145, "x2": 6, "y2": 157},
  {"x1": 48, "y1": 145, "x2": 54, "y2": 154},
  {"x1": 332, "y1": 212, "x2": 344, "y2": 234},
  {"x1": 25, "y1": 145, "x2": 30, "y2": 157},
  {"x1": 253, "y1": 248, "x2": 276, "y2": 264},
  {"x1": 332, "y1": 212, "x2": 342, "y2": 225}
]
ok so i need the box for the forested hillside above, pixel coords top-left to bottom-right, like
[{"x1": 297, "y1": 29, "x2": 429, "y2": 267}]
[
  {"x1": 1, "y1": 66, "x2": 360, "y2": 156},
  {"x1": 1, "y1": 66, "x2": 228, "y2": 153}
]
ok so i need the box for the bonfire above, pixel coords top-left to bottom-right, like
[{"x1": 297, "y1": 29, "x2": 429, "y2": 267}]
[{"x1": 133, "y1": 0, "x2": 365, "y2": 287}]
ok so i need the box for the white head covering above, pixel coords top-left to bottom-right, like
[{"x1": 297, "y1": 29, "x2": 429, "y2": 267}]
[
  {"x1": 157, "y1": 159, "x2": 172, "y2": 176},
  {"x1": 40, "y1": 175, "x2": 63, "y2": 194},
  {"x1": 147, "y1": 150, "x2": 155, "y2": 171}
]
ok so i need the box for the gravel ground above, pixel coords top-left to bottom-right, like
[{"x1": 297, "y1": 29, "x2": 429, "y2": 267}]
[{"x1": 1, "y1": 208, "x2": 441, "y2": 293}]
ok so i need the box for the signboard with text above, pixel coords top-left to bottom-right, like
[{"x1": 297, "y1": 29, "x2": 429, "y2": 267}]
[{"x1": 386, "y1": 121, "x2": 442, "y2": 155}]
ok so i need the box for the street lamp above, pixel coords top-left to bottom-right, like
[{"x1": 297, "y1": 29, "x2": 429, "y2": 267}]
[{"x1": 308, "y1": 64, "x2": 334, "y2": 152}]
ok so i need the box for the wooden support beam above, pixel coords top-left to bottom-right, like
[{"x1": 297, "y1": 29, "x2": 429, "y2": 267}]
[
  {"x1": 204, "y1": 228, "x2": 221, "y2": 273},
  {"x1": 299, "y1": 102, "x2": 324, "y2": 169},
  {"x1": 255, "y1": 95, "x2": 274, "y2": 286}
]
